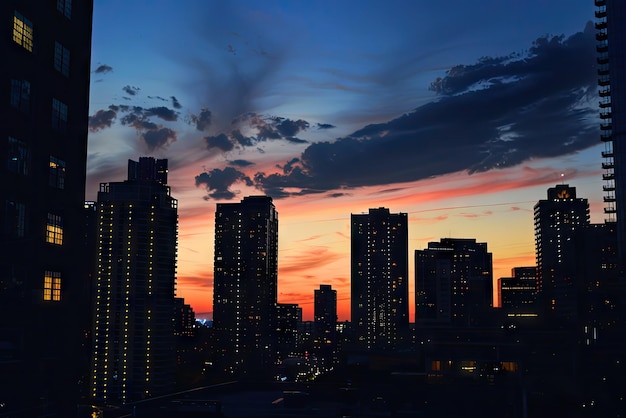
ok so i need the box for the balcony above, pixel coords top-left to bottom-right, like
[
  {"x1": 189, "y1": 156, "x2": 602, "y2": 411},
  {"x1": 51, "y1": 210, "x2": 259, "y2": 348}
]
[
  {"x1": 597, "y1": 44, "x2": 609, "y2": 53},
  {"x1": 595, "y1": 21, "x2": 607, "y2": 30},
  {"x1": 602, "y1": 150, "x2": 614, "y2": 157},
  {"x1": 596, "y1": 10, "x2": 607, "y2": 19},
  {"x1": 599, "y1": 89, "x2": 611, "y2": 97},
  {"x1": 599, "y1": 100, "x2": 611, "y2": 108},
  {"x1": 603, "y1": 185, "x2": 615, "y2": 192},
  {"x1": 600, "y1": 111, "x2": 612, "y2": 119},
  {"x1": 604, "y1": 196, "x2": 616, "y2": 203},
  {"x1": 603, "y1": 173, "x2": 615, "y2": 180},
  {"x1": 602, "y1": 162, "x2": 614, "y2": 169},
  {"x1": 601, "y1": 123, "x2": 613, "y2": 131}
]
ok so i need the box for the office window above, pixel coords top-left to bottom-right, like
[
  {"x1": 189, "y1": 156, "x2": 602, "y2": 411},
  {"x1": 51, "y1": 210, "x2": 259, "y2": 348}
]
[
  {"x1": 54, "y1": 41, "x2": 70, "y2": 76},
  {"x1": 49, "y1": 156, "x2": 66, "y2": 189},
  {"x1": 4, "y1": 200, "x2": 26, "y2": 239},
  {"x1": 12, "y1": 11, "x2": 33, "y2": 52},
  {"x1": 46, "y1": 213, "x2": 63, "y2": 245},
  {"x1": 10, "y1": 79, "x2": 31, "y2": 112},
  {"x1": 51, "y1": 98, "x2": 68, "y2": 130},
  {"x1": 43, "y1": 270, "x2": 62, "y2": 301},
  {"x1": 7, "y1": 137, "x2": 30, "y2": 175},
  {"x1": 57, "y1": 0, "x2": 72, "y2": 19}
]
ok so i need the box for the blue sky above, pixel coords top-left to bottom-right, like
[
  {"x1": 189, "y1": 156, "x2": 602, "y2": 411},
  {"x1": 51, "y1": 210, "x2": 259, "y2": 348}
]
[{"x1": 86, "y1": 0, "x2": 602, "y2": 319}]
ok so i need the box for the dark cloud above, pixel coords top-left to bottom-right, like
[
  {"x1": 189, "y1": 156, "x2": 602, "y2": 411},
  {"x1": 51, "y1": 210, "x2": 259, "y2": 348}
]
[
  {"x1": 317, "y1": 123, "x2": 336, "y2": 130},
  {"x1": 146, "y1": 106, "x2": 178, "y2": 121},
  {"x1": 195, "y1": 167, "x2": 253, "y2": 200},
  {"x1": 171, "y1": 96, "x2": 182, "y2": 109},
  {"x1": 122, "y1": 85, "x2": 140, "y2": 96},
  {"x1": 255, "y1": 26, "x2": 599, "y2": 198},
  {"x1": 204, "y1": 134, "x2": 234, "y2": 152},
  {"x1": 94, "y1": 64, "x2": 113, "y2": 74},
  {"x1": 89, "y1": 108, "x2": 117, "y2": 132},
  {"x1": 191, "y1": 108, "x2": 212, "y2": 131},
  {"x1": 285, "y1": 137, "x2": 308, "y2": 144},
  {"x1": 229, "y1": 159, "x2": 255, "y2": 167},
  {"x1": 142, "y1": 127, "x2": 177, "y2": 151}
]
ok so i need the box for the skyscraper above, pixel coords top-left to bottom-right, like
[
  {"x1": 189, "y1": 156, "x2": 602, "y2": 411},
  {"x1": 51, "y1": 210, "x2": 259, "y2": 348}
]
[
  {"x1": 213, "y1": 195, "x2": 279, "y2": 375},
  {"x1": 534, "y1": 184, "x2": 589, "y2": 318},
  {"x1": 351, "y1": 208, "x2": 409, "y2": 351},
  {"x1": 91, "y1": 157, "x2": 178, "y2": 404},
  {"x1": 0, "y1": 1, "x2": 93, "y2": 414},
  {"x1": 596, "y1": 0, "x2": 626, "y2": 266},
  {"x1": 415, "y1": 238, "x2": 493, "y2": 326},
  {"x1": 314, "y1": 284, "x2": 337, "y2": 366}
]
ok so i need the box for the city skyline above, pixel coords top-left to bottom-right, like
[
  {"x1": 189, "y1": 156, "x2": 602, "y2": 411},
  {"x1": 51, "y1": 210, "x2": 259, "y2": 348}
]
[{"x1": 86, "y1": 1, "x2": 603, "y2": 321}]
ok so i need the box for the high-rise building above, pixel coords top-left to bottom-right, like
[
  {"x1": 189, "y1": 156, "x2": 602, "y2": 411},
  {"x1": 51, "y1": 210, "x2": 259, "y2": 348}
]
[
  {"x1": 351, "y1": 208, "x2": 409, "y2": 351},
  {"x1": 0, "y1": 1, "x2": 93, "y2": 414},
  {"x1": 499, "y1": 267, "x2": 537, "y2": 315},
  {"x1": 91, "y1": 157, "x2": 178, "y2": 404},
  {"x1": 415, "y1": 238, "x2": 493, "y2": 326},
  {"x1": 213, "y1": 195, "x2": 279, "y2": 375},
  {"x1": 534, "y1": 184, "x2": 589, "y2": 318},
  {"x1": 314, "y1": 284, "x2": 337, "y2": 366},
  {"x1": 596, "y1": 0, "x2": 626, "y2": 266}
]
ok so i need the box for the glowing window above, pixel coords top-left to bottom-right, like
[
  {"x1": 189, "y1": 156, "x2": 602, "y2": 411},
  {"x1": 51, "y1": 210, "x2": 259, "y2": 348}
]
[
  {"x1": 46, "y1": 213, "x2": 63, "y2": 245},
  {"x1": 43, "y1": 270, "x2": 61, "y2": 301},
  {"x1": 49, "y1": 156, "x2": 66, "y2": 189},
  {"x1": 57, "y1": 0, "x2": 72, "y2": 19},
  {"x1": 51, "y1": 98, "x2": 68, "y2": 130},
  {"x1": 13, "y1": 11, "x2": 33, "y2": 52},
  {"x1": 54, "y1": 41, "x2": 70, "y2": 76},
  {"x1": 10, "y1": 79, "x2": 30, "y2": 112}
]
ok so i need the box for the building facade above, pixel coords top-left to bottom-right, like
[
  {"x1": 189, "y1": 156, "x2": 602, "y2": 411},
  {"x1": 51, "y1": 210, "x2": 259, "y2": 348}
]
[
  {"x1": 534, "y1": 184, "x2": 589, "y2": 319},
  {"x1": 415, "y1": 238, "x2": 493, "y2": 326},
  {"x1": 499, "y1": 267, "x2": 537, "y2": 315},
  {"x1": 314, "y1": 284, "x2": 337, "y2": 366},
  {"x1": 351, "y1": 208, "x2": 409, "y2": 351},
  {"x1": 91, "y1": 158, "x2": 178, "y2": 404},
  {"x1": 212, "y1": 195, "x2": 279, "y2": 375},
  {"x1": 0, "y1": 1, "x2": 93, "y2": 414},
  {"x1": 596, "y1": 0, "x2": 626, "y2": 266}
]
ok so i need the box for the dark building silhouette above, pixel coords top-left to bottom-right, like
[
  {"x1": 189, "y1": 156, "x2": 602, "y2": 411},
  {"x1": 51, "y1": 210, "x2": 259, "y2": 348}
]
[
  {"x1": 275, "y1": 303, "x2": 301, "y2": 361},
  {"x1": 213, "y1": 196, "x2": 278, "y2": 375},
  {"x1": 499, "y1": 266, "x2": 537, "y2": 316},
  {"x1": 314, "y1": 284, "x2": 337, "y2": 366},
  {"x1": 0, "y1": 1, "x2": 94, "y2": 415},
  {"x1": 415, "y1": 238, "x2": 493, "y2": 326},
  {"x1": 534, "y1": 184, "x2": 589, "y2": 319},
  {"x1": 174, "y1": 297, "x2": 196, "y2": 338},
  {"x1": 91, "y1": 157, "x2": 178, "y2": 404},
  {"x1": 351, "y1": 208, "x2": 409, "y2": 350},
  {"x1": 597, "y1": 0, "x2": 626, "y2": 267}
]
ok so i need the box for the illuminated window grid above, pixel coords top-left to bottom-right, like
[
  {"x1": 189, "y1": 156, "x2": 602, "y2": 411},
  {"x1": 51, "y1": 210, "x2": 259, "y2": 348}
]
[
  {"x1": 46, "y1": 213, "x2": 63, "y2": 245},
  {"x1": 13, "y1": 11, "x2": 33, "y2": 52},
  {"x1": 43, "y1": 270, "x2": 61, "y2": 301}
]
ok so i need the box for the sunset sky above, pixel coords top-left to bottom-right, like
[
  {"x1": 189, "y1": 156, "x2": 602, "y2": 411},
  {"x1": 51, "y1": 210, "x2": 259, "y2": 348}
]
[{"x1": 86, "y1": 0, "x2": 604, "y2": 321}]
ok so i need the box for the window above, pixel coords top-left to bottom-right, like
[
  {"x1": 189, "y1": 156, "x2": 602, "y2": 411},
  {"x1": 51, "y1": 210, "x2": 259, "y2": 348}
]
[
  {"x1": 54, "y1": 41, "x2": 70, "y2": 76},
  {"x1": 49, "y1": 156, "x2": 66, "y2": 189},
  {"x1": 13, "y1": 11, "x2": 33, "y2": 52},
  {"x1": 46, "y1": 213, "x2": 63, "y2": 245},
  {"x1": 51, "y1": 98, "x2": 68, "y2": 130},
  {"x1": 4, "y1": 200, "x2": 26, "y2": 239},
  {"x1": 57, "y1": 0, "x2": 72, "y2": 19},
  {"x1": 10, "y1": 79, "x2": 31, "y2": 112},
  {"x1": 43, "y1": 270, "x2": 61, "y2": 301},
  {"x1": 7, "y1": 137, "x2": 30, "y2": 175}
]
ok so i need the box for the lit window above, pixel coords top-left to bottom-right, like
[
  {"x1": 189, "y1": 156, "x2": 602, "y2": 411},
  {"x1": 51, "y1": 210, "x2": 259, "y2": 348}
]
[
  {"x1": 10, "y1": 79, "x2": 31, "y2": 112},
  {"x1": 46, "y1": 213, "x2": 63, "y2": 245},
  {"x1": 43, "y1": 270, "x2": 61, "y2": 301},
  {"x1": 57, "y1": 0, "x2": 72, "y2": 19},
  {"x1": 7, "y1": 137, "x2": 30, "y2": 175},
  {"x1": 5, "y1": 200, "x2": 26, "y2": 238},
  {"x1": 13, "y1": 11, "x2": 33, "y2": 52},
  {"x1": 54, "y1": 41, "x2": 70, "y2": 76},
  {"x1": 49, "y1": 156, "x2": 66, "y2": 189},
  {"x1": 51, "y1": 98, "x2": 68, "y2": 130}
]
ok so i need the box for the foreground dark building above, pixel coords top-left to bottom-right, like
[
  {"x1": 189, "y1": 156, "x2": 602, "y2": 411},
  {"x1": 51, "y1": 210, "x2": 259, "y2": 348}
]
[
  {"x1": 212, "y1": 196, "x2": 279, "y2": 376},
  {"x1": 91, "y1": 158, "x2": 178, "y2": 404},
  {"x1": 0, "y1": 1, "x2": 94, "y2": 415}
]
